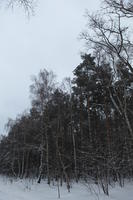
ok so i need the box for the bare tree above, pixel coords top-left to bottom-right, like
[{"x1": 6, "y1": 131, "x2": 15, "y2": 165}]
[
  {"x1": 103, "y1": 0, "x2": 133, "y2": 18},
  {"x1": 81, "y1": 12, "x2": 133, "y2": 73},
  {"x1": 30, "y1": 69, "x2": 56, "y2": 183},
  {"x1": 1, "y1": 0, "x2": 35, "y2": 14}
]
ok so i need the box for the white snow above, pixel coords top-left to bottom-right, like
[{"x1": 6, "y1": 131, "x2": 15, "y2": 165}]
[{"x1": 0, "y1": 176, "x2": 132, "y2": 200}]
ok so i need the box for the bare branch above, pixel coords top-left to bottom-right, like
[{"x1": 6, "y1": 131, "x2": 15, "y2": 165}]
[
  {"x1": 103, "y1": 0, "x2": 133, "y2": 18},
  {"x1": 82, "y1": 11, "x2": 133, "y2": 73},
  {"x1": 1, "y1": 0, "x2": 35, "y2": 14}
]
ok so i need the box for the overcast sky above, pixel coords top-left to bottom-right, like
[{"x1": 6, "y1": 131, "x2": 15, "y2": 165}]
[{"x1": 0, "y1": 0, "x2": 100, "y2": 134}]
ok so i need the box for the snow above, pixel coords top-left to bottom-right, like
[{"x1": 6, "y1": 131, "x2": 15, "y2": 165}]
[{"x1": 0, "y1": 176, "x2": 132, "y2": 200}]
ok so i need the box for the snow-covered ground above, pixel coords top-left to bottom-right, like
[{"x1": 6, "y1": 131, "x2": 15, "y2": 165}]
[{"x1": 0, "y1": 176, "x2": 132, "y2": 200}]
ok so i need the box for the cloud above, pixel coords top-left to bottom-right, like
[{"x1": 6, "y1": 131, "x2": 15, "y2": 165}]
[{"x1": 0, "y1": 0, "x2": 100, "y2": 134}]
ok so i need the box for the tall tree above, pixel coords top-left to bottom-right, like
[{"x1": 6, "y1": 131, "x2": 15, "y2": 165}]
[{"x1": 30, "y1": 69, "x2": 56, "y2": 183}]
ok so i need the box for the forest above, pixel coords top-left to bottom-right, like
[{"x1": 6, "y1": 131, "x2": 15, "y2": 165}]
[{"x1": 0, "y1": 0, "x2": 133, "y2": 196}]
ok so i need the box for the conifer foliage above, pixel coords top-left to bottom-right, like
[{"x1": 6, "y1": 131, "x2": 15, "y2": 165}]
[{"x1": 0, "y1": 54, "x2": 133, "y2": 194}]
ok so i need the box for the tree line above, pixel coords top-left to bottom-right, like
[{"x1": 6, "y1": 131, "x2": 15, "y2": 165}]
[{"x1": 0, "y1": 0, "x2": 133, "y2": 195}]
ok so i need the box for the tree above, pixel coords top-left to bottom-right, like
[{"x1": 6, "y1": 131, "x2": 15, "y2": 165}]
[
  {"x1": 73, "y1": 54, "x2": 96, "y2": 144},
  {"x1": 81, "y1": 11, "x2": 133, "y2": 73},
  {"x1": 81, "y1": 0, "x2": 133, "y2": 138},
  {"x1": 103, "y1": 0, "x2": 133, "y2": 18},
  {"x1": 30, "y1": 69, "x2": 56, "y2": 183},
  {"x1": 2, "y1": 0, "x2": 34, "y2": 13}
]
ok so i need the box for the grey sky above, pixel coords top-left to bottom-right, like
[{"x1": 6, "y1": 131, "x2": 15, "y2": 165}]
[{"x1": 0, "y1": 0, "x2": 100, "y2": 134}]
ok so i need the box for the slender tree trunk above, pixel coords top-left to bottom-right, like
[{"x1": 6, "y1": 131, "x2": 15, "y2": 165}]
[
  {"x1": 45, "y1": 126, "x2": 50, "y2": 184},
  {"x1": 72, "y1": 133, "x2": 78, "y2": 182},
  {"x1": 21, "y1": 150, "x2": 25, "y2": 179},
  {"x1": 87, "y1": 95, "x2": 92, "y2": 143}
]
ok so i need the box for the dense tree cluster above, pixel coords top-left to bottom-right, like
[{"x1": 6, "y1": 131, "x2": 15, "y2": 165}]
[
  {"x1": 0, "y1": 0, "x2": 133, "y2": 195},
  {"x1": 0, "y1": 53, "x2": 133, "y2": 194}
]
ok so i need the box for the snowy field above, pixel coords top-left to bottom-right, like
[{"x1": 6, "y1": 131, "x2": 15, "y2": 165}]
[{"x1": 0, "y1": 177, "x2": 133, "y2": 200}]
